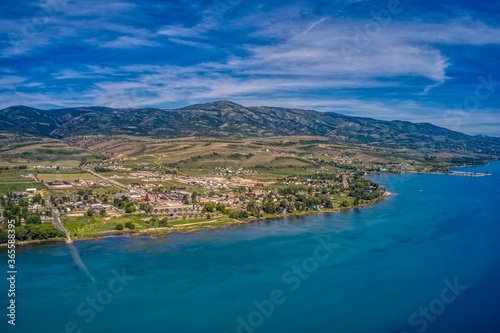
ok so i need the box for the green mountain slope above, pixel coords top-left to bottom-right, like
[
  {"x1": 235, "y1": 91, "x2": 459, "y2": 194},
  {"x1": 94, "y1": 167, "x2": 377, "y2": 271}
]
[{"x1": 0, "y1": 100, "x2": 498, "y2": 156}]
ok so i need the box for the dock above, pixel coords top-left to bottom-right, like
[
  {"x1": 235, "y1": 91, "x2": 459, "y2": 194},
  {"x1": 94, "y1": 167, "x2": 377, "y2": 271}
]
[{"x1": 447, "y1": 171, "x2": 490, "y2": 177}]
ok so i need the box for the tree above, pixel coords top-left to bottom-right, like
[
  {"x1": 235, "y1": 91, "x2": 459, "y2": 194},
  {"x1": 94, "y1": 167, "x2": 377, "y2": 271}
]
[
  {"x1": 0, "y1": 229, "x2": 7, "y2": 244},
  {"x1": 323, "y1": 198, "x2": 334, "y2": 209},
  {"x1": 26, "y1": 214, "x2": 41, "y2": 225},
  {"x1": 263, "y1": 202, "x2": 276, "y2": 214},
  {"x1": 246, "y1": 201, "x2": 259, "y2": 215},
  {"x1": 158, "y1": 219, "x2": 170, "y2": 227},
  {"x1": 87, "y1": 208, "x2": 95, "y2": 217},
  {"x1": 32, "y1": 194, "x2": 42, "y2": 204},
  {"x1": 139, "y1": 203, "x2": 152, "y2": 213},
  {"x1": 100, "y1": 208, "x2": 106, "y2": 216},
  {"x1": 26, "y1": 224, "x2": 64, "y2": 240},
  {"x1": 124, "y1": 205, "x2": 136, "y2": 214},
  {"x1": 229, "y1": 210, "x2": 249, "y2": 219},
  {"x1": 124, "y1": 222, "x2": 135, "y2": 230},
  {"x1": 341, "y1": 199, "x2": 350, "y2": 207},
  {"x1": 14, "y1": 226, "x2": 28, "y2": 241},
  {"x1": 204, "y1": 202, "x2": 215, "y2": 212},
  {"x1": 216, "y1": 203, "x2": 226, "y2": 212},
  {"x1": 115, "y1": 223, "x2": 124, "y2": 230}
]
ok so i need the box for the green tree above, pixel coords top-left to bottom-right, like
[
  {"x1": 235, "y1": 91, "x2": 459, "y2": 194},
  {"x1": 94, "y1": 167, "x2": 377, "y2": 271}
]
[
  {"x1": 216, "y1": 203, "x2": 226, "y2": 212},
  {"x1": 26, "y1": 224, "x2": 64, "y2": 240},
  {"x1": 139, "y1": 203, "x2": 152, "y2": 213},
  {"x1": 341, "y1": 199, "x2": 350, "y2": 207},
  {"x1": 115, "y1": 223, "x2": 124, "y2": 230},
  {"x1": 87, "y1": 208, "x2": 95, "y2": 217},
  {"x1": 124, "y1": 205, "x2": 136, "y2": 214},
  {"x1": 100, "y1": 208, "x2": 106, "y2": 216},
  {"x1": 26, "y1": 214, "x2": 41, "y2": 225},
  {"x1": 15, "y1": 226, "x2": 29, "y2": 241},
  {"x1": 204, "y1": 202, "x2": 215, "y2": 212},
  {"x1": 0, "y1": 229, "x2": 7, "y2": 244},
  {"x1": 158, "y1": 219, "x2": 170, "y2": 227},
  {"x1": 124, "y1": 222, "x2": 135, "y2": 230},
  {"x1": 263, "y1": 202, "x2": 276, "y2": 214}
]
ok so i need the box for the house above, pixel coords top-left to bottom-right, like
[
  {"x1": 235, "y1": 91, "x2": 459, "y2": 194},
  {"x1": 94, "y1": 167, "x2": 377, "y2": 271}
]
[
  {"x1": 129, "y1": 192, "x2": 142, "y2": 199},
  {"x1": 26, "y1": 188, "x2": 37, "y2": 194}
]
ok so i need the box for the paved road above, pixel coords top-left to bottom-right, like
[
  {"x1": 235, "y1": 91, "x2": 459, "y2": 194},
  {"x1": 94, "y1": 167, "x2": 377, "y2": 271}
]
[
  {"x1": 52, "y1": 212, "x2": 69, "y2": 236},
  {"x1": 84, "y1": 168, "x2": 129, "y2": 191},
  {"x1": 42, "y1": 192, "x2": 72, "y2": 242}
]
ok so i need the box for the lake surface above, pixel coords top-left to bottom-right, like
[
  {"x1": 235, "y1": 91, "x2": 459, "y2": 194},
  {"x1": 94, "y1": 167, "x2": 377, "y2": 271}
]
[{"x1": 2, "y1": 161, "x2": 500, "y2": 333}]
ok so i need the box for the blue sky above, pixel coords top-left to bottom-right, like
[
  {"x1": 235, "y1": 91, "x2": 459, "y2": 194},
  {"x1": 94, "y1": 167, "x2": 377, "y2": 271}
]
[{"x1": 0, "y1": 0, "x2": 499, "y2": 136}]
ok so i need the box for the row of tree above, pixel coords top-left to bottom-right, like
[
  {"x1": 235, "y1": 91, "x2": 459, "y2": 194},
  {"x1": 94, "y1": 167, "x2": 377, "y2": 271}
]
[{"x1": 0, "y1": 224, "x2": 66, "y2": 243}]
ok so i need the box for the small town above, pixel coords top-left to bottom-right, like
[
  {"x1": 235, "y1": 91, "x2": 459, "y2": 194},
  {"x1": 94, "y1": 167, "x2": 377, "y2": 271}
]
[{"x1": 0, "y1": 163, "x2": 390, "y2": 243}]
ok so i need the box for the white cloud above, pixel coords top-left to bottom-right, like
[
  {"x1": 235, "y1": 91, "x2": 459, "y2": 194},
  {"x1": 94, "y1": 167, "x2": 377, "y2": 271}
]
[
  {"x1": 0, "y1": 76, "x2": 28, "y2": 89},
  {"x1": 2, "y1": 1, "x2": 499, "y2": 135},
  {"x1": 100, "y1": 36, "x2": 161, "y2": 48}
]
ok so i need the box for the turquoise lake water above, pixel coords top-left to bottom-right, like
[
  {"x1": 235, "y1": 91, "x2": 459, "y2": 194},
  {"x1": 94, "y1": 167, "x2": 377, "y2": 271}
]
[{"x1": 2, "y1": 161, "x2": 500, "y2": 333}]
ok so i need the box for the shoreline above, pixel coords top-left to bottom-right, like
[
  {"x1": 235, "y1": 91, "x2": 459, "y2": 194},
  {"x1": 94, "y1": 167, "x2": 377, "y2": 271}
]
[{"x1": 2, "y1": 192, "x2": 391, "y2": 247}]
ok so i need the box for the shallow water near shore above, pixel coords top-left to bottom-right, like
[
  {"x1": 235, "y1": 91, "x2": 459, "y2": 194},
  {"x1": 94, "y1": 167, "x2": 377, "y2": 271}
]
[{"x1": 2, "y1": 161, "x2": 500, "y2": 333}]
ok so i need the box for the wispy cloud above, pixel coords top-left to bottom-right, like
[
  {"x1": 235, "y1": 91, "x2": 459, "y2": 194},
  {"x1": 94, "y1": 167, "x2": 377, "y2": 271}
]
[
  {"x1": 0, "y1": 0, "x2": 499, "y2": 135},
  {"x1": 100, "y1": 36, "x2": 162, "y2": 48}
]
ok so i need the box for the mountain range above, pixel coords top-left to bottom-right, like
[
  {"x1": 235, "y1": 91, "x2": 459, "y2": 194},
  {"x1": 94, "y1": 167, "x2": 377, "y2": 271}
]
[{"x1": 1, "y1": 100, "x2": 498, "y2": 156}]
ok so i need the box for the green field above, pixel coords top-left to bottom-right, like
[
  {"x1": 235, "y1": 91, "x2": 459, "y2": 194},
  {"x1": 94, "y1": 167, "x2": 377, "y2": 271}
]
[
  {"x1": 38, "y1": 173, "x2": 96, "y2": 181},
  {"x1": 0, "y1": 181, "x2": 46, "y2": 192},
  {"x1": 0, "y1": 170, "x2": 30, "y2": 179},
  {"x1": 60, "y1": 213, "x2": 232, "y2": 238},
  {"x1": 0, "y1": 134, "x2": 103, "y2": 165}
]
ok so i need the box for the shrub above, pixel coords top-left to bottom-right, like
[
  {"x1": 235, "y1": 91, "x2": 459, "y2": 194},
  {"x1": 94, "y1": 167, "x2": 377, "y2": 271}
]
[
  {"x1": 115, "y1": 223, "x2": 124, "y2": 230},
  {"x1": 124, "y1": 222, "x2": 135, "y2": 230},
  {"x1": 158, "y1": 219, "x2": 170, "y2": 227},
  {"x1": 124, "y1": 205, "x2": 136, "y2": 214},
  {"x1": 229, "y1": 210, "x2": 249, "y2": 219}
]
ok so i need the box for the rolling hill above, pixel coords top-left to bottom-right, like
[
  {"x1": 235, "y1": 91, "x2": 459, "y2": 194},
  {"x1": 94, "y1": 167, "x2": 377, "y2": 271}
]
[{"x1": 1, "y1": 100, "x2": 499, "y2": 156}]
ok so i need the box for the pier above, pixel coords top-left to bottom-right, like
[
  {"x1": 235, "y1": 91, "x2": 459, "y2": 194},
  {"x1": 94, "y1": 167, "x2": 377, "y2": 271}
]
[{"x1": 447, "y1": 171, "x2": 490, "y2": 177}]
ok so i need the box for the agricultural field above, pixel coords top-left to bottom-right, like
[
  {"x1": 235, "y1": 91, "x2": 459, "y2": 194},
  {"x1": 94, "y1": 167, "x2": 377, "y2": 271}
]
[
  {"x1": 0, "y1": 181, "x2": 46, "y2": 193},
  {"x1": 37, "y1": 173, "x2": 96, "y2": 182},
  {"x1": 27, "y1": 134, "x2": 451, "y2": 179}
]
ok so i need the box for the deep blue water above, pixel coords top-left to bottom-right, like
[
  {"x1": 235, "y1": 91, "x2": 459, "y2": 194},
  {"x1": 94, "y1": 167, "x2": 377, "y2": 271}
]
[{"x1": 2, "y1": 161, "x2": 500, "y2": 333}]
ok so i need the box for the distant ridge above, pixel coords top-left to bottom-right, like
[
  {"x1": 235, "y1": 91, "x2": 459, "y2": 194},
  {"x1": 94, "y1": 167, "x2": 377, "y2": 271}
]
[{"x1": 0, "y1": 100, "x2": 499, "y2": 156}]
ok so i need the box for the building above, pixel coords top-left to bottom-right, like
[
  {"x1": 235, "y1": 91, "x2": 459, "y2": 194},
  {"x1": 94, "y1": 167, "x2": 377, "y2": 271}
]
[
  {"x1": 46, "y1": 180, "x2": 73, "y2": 189},
  {"x1": 26, "y1": 188, "x2": 37, "y2": 195}
]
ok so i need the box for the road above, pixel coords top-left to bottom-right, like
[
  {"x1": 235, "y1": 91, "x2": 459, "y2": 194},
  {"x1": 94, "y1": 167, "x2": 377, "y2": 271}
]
[
  {"x1": 51, "y1": 211, "x2": 67, "y2": 234},
  {"x1": 42, "y1": 192, "x2": 72, "y2": 243},
  {"x1": 84, "y1": 168, "x2": 129, "y2": 191},
  {"x1": 342, "y1": 175, "x2": 349, "y2": 189}
]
